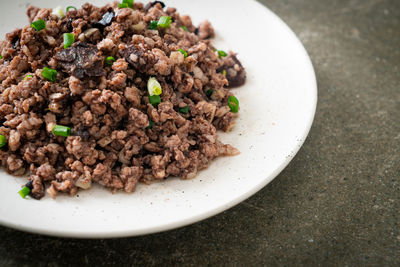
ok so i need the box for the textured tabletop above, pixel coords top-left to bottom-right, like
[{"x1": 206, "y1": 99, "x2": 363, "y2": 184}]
[{"x1": 1, "y1": 0, "x2": 399, "y2": 266}]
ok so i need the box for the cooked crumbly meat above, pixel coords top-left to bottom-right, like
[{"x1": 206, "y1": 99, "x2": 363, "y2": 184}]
[
  {"x1": 26, "y1": 6, "x2": 41, "y2": 23},
  {"x1": 2, "y1": 1, "x2": 246, "y2": 199},
  {"x1": 197, "y1": 20, "x2": 215, "y2": 40}
]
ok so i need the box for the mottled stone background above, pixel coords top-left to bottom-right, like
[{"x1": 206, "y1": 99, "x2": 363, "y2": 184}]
[{"x1": 1, "y1": 0, "x2": 399, "y2": 266}]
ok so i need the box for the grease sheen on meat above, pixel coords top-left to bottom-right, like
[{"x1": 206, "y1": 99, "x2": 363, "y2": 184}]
[{"x1": 0, "y1": 1, "x2": 246, "y2": 199}]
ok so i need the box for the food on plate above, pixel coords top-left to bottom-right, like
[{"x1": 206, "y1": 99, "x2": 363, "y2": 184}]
[{"x1": 0, "y1": 1, "x2": 246, "y2": 199}]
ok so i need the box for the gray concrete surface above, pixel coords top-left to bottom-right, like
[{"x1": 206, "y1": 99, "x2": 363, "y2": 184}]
[{"x1": 1, "y1": 0, "x2": 399, "y2": 266}]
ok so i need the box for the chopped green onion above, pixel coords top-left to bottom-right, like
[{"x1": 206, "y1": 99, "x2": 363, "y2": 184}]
[
  {"x1": 42, "y1": 67, "x2": 57, "y2": 82},
  {"x1": 149, "y1": 20, "x2": 158, "y2": 30},
  {"x1": 178, "y1": 49, "x2": 188, "y2": 58},
  {"x1": 31, "y1": 19, "x2": 46, "y2": 31},
  {"x1": 18, "y1": 181, "x2": 33, "y2": 199},
  {"x1": 105, "y1": 56, "x2": 116, "y2": 66},
  {"x1": 63, "y1": 33, "x2": 74, "y2": 49},
  {"x1": 118, "y1": 3, "x2": 129, "y2": 8},
  {"x1": 147, "y1": 77, "x2": 162, "y2": 96},
  {"x1": 52, "y1": 125, "x2": 71, "y2": 137},
  {"x1": 24, "y1": 74, "x2": 33, "y2": 80},
  {"x1": 148, "y1": 95, "x2": 161, "y2": 106},
  {"x1": 228, "y1": 95, "x2": 239, "y2": 113},
  {"x1": 52, "y1": 6, "x2": 65, "y2": 19},
  {"x1": 222, "y1": 70, "x2": 227, "y2": 76},
  {"x1": 206, "y1": 89, "x2": 214, "y2": 97},
  {"x1": 66, "y1": 6, "x2": 77, "y2": 12},
  {"x1": 179, "y1": 106, "x2": 190, "y2": 114},
  {"x1": 18, "y1": 186, "x2": 30, "y2": 199},
  {"x1": 157, "y1": 16, "x2": 172, "y2": 28},
  {"x1": 122, "y1": 0, "x2": 134, "y2": 8},
  {"x1": 146, "y1": 119, "x2": 154, "y2": 129},
  {"x1": 181, "y1": 26, "x2": 188, "y2": 32},
  {"x1": 0, "y1": 135, "x2": 6, "y2": 148},
  {"x1": 0, "y1": 55, "x2": 3, "y2": 59},
  {"x1": 217, "y1": 50, "x2": 227, "y2": 58}
]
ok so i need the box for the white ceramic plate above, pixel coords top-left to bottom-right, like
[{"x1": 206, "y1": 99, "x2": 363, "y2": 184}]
[{"x1": 0, "y1": 0, "x2": 317, "y2": 238}]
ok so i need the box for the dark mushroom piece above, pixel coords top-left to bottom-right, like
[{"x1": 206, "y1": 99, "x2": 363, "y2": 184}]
[
  {"x1": 94, "y1": 11, "x2": 115, "y2": 28},
  {"x1": 55, "y1": 42, "x2": 104, "y2": 79},
  {"x1": 219, "y1": 54, "x2": 247, "y2": 88},
  {"x1": 74, "y1": 126, "x2": 90, "y2": 141},
  {"x1": 11, "y1": 36, "x2": 20, "y2": 49},
  {"x1": 66, "y1": 18, "x2": 73, "y2": 32},
  {"x1": 144, "y1": 1, "x2": 166, "y2": 11}
]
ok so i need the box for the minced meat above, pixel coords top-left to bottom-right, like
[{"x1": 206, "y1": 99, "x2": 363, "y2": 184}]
[{"x1": 0, "y1": 1, "x2": 245, "y2": 199}]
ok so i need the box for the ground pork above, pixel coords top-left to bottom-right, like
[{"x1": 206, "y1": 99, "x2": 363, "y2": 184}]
[{"x1": 2, "y1": 1, "x2": 246, "y2": 199}]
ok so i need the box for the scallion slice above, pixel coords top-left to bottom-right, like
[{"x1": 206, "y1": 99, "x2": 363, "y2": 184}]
[
  {"x1": 0, "y1": 135, "x2": 6, "y2": 148},
  {"x1": 42, "y1": 67, "x2": 57, "y2": 82},
  {"x1": 52, "y1": 6, "x2": 65, "y2": 19},
  {"x1": 0, "y1": 55, "x2": 3, "y2": 59},
  {"x1": 66, "y1": 6, "x2": 77, "y2": 12},
  {"x1": 63, "y1": 33, "x2": 74, "y2": 49},
  {"x1": 18, "y1": 181, "x2": 33, "y2": 199},
  {"x1": 105, "y1": 56, "x2": 116, "y2": 66},
  {"x1": 206, "y1": 89, "x2": 214, "y2": 97},
  {"x1": 178, "y1": 49, "x2": 188, "y2": 58},
  {"x1": 52, "y1": 125, "x2": 71, "y2": 137},
  {"x1": 24, "y1": 74, "x2": 33, "y2": 80},
  {"x1": 157, "y1": 16, "x2": 172, "y2": 28},
  {"x1": 181, "y1": 26, "x2": 188, "y2": 32},
  {"x1": 147, "y1": 77, "x2": 162, "y2": 96},
  {"x1": 18, "y1": 186, "x2": 30, "y2": 199},
  {"x1": 222, "y1": 70, "x2": 227, "y2": 76},
  {"x1": 217, "y1": 50, "x2": 227, "y2": 58},
  {"x1": 118, "y1": 3, "x2": 129, "y2": 8},
  {"x1": 146, "y1": 119, "x2": 154, "y2": 129},
  {"x1": 122, "y1": 0, "x2": 134, "y2": 8},
  {"x1": 149, "y1": 20, "x2": 158, "y2": 30},
  {"x1": 148, "y1": 95, "x2": 161, "y2": 106},
  {"x1": 31, "y1": 19, "x2": 46, "y2": 31},
  {"x1": 228, "y1": 95, "x2": 239, "y2": 113},
  {"x1": 179, "y1": 106, "x2": 190, "y2": 114}
]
